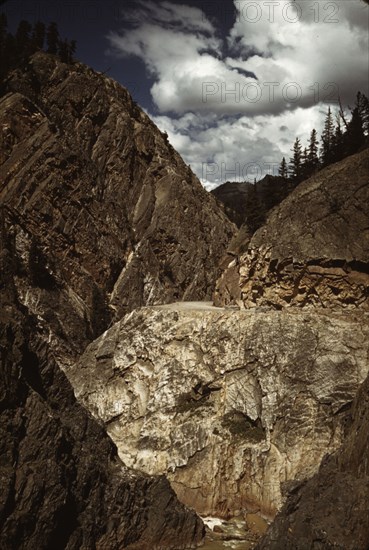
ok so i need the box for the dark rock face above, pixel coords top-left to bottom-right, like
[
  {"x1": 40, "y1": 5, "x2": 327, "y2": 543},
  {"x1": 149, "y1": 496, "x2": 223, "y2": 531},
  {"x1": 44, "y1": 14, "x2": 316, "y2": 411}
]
[
  {"x1": 0, "y1": 216, "x2": 204, "y2": 550},
  {"x1": 215, "y1": 149, "x2": 369, "y2": 309},
  {"x1": 256, "y1": 367, "x2": 369, "y2": 550},
  {"x1": 1, "y1": 51, "x2": 235, "y2": 364},
  {"x1": 212, "y1": 181, "x2": 255, "y2": 228}
]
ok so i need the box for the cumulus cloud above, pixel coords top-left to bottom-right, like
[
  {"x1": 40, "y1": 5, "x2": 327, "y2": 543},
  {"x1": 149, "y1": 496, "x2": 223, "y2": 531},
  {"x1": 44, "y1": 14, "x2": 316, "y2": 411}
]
[
  {"x1": 152, "y1": 104, "x2": 326, "y2": 189},
  {"x1": 108, "y1": 0, "x2": 369, "y2": 186},
  {"x1": 229, "y1": 0, "x2": 368, "y2": 113}
]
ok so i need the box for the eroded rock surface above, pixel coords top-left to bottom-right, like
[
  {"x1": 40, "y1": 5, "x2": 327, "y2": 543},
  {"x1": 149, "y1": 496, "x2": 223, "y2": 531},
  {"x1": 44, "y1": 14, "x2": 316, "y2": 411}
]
[
  {"x1": 68, "y1": 304, "x2": 369, "y2": 518},
  {"x1": 0, "y1": 221, "x2": 204, "y2": 550},
  {"x1": 1, "y1": 51, "x2": 232, "y2": 549},
  {"x1": 1, "y1": 52, "x2": 235, "y2": 367},
  {"x1": 256, "y1": 367, "x2": 369, "y2": 550},
  {"x1": 215, "y1": 150, "x2": 369, "y2": 310}
]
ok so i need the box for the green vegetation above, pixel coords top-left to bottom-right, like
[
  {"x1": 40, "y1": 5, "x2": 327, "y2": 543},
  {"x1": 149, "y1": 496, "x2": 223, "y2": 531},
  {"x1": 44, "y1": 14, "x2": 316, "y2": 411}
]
[
  {"x1": 278, "y1": 156, "x2": 288, "y2": 179},
  {"x1": 283, "y1": 91, "x2": 369, "y2": 187}
]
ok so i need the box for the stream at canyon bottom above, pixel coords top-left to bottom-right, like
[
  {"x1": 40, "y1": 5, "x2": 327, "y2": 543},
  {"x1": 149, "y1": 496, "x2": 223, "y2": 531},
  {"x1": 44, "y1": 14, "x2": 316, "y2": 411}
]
[{"x1": 200, "y1": 515, "x2": 269, "y2": 549}]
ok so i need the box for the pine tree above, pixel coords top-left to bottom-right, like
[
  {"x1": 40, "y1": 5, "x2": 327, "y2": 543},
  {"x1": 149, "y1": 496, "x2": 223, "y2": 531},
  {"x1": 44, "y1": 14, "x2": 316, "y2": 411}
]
[
  {"x1": 58, "y1": 39, "x2": 69, "y2": 62},
  {"x1": 332, "y1": 118, "x2": 345, "y2": 162},
  {"x1": 69, "y1": 39, "x2": 76, "y2": 60},
  {"x1": 289, "y1": 137, "x2": 303, "y2": 183},
  {"x1": 58, "y1": 38, "x2": 77, "y2": 63},
  {"x1": 2, "y1": 32, "x2": 16, "y2": 79},
  {"x1": 308, "y1": 128, "x2": 319, "y2": 171},
  {"x1": 303, "y1": 147, "x2": 308, "y2": 161},
  {"x1": 0, "y1": 13, "x2": 8, "y2": 79},
  {"x1": 0, "y1": 12, "x2": 7, "y2": 48},
  {"x1": 355, "y1": 91, "x2": 369, "y2": 137},
  {"x1": 345, "y1": 107, "x2": 365, "y2": 156},
  {"x1": 31, "y1": 21, "x2": 45, "y2": 51},
  {"x1": 0, "y1": 16, "x2": 76, "y2": 85},
  {"x1": 278, "y1": 157, "x2": 288, "y2": 178},
  {"x1": 301, "y1": 147, "x2": 309, "y2": 180},
  {"x1": 46, "y1": 22, "x2": 59, "y2": 54},
  {"x1": 15, "y1": 20, "x2": 32, "y2": 62},
  {"x1": 321, "y1": 107, "x2": 335, "y2": 166},
  {"x1": 244, "y1": 185, "x2": 266, "y2": 233}
]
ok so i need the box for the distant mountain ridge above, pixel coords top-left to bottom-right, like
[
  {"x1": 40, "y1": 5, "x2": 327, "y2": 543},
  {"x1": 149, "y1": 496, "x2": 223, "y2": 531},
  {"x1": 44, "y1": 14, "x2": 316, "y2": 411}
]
[{"x1": 211, "y1": 175, "x2": 290, "y2": 229}]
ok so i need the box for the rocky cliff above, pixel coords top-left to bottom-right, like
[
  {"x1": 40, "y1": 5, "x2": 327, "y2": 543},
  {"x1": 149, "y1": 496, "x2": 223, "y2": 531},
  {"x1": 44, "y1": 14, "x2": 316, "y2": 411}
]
[
  {"x1": 1, "y1": 51, "x2": 235, "y2": 366},
  {"x1": 2, "y1": 50, "x2": 369, "y2": 550},
  {"x1": 0, "y1": 50, "x2": 237, "y2": 549},
  {"x1": 215, "y1": 149, "x2": 369, "y2": 310},
  {"x1": 256, "y1": 366, "x2": 369, "y2": 550},
  {"x1": 67, "y1": 303, "x2": 369, "y2": 519},
  {"x1": 60, "y1": 146, "x2": 369, "y2": 547},
  {"x1": 0, "y1": 216, "x2": 204, "y2": 550}
]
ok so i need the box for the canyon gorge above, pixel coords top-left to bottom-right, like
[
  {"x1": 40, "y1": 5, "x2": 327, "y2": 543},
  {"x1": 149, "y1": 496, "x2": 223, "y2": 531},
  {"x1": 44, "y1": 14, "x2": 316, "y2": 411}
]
[{"x1": 1, "y1": 50, "x2": 369, "y2": 550}]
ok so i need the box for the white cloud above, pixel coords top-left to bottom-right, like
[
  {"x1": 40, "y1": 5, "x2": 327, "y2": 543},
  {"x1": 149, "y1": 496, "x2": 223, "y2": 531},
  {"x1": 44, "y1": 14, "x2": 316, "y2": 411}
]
[
  {"x1": 108, "y1": 0, "x2": 369, "y2": 185},
  {"x1": 152, "y1": 104, "x2": 327, "y2": 186},
  {"x1": 229, "y1": 0, "x2": 368, "y2": 112}
]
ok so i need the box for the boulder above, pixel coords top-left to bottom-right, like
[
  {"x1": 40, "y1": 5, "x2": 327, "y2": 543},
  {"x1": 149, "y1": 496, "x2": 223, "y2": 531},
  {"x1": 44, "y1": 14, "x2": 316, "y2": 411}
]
[{"x1": 67, "y1": 303, "x2": 369, "y2": 518}]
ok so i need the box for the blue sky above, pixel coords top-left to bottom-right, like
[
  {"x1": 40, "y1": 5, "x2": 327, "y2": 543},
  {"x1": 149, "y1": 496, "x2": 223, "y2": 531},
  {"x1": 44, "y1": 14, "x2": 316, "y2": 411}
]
[
  {"x1": 3, "y1": 0, "x2": 369, "y2": 187},
  {"x1": 2, "y1": 0, "x2": 237, "y2": 111}
]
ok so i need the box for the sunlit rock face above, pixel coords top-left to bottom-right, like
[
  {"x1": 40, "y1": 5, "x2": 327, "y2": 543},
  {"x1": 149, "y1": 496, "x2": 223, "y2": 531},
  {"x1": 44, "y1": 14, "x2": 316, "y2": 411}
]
[
  {"x1": 68, "y1": 304, "x2": 369, "y2": 518},
  {"x1": 215, "y1": 149, "x2": 369, "y2": 310},
  {"x1": 1, "y1": 51, "x2": 235, "y2": 367}
]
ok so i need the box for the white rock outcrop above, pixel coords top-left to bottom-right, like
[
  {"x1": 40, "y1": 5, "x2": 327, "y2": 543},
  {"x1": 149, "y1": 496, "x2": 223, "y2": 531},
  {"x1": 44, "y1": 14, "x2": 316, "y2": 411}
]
[{"x1": 68, "y1": 304, "x2": 369, "y2": 517}]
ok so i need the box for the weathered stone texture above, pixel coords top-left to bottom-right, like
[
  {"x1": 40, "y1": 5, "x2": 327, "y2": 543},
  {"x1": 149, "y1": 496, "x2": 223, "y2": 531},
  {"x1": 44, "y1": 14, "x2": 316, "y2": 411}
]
[
  {"x1": 256, "y1": 366, "x2": 369, "y2": 550},
  {"x1": 1, "y1": 52, "x2": 235, "y2": 366},
  {"x1": 0, "y1": 225, "x2": 204, "y2": 550},
  {"x1": 215, "y1": 149, "x2": 369, "y2": 310},
  {"x1": 68, "y1": 304, "x2": 369, "y2": 518}
]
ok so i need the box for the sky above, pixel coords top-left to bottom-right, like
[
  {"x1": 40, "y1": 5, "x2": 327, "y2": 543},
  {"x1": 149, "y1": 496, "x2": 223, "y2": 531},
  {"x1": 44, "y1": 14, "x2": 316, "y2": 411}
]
[{"x1": 3, "y1": 0, "x2": 369, "y2": 188}]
